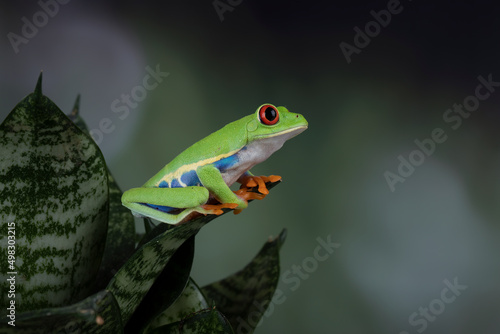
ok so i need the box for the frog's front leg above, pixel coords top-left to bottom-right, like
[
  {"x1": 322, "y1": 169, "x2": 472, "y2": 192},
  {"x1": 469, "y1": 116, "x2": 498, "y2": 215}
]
[
  {"x1": 197, "y1": 165, "x2": 248, "y2": 210},
  {"x1": 122, "y1": 186, "x2": 219, "y2": 225}
]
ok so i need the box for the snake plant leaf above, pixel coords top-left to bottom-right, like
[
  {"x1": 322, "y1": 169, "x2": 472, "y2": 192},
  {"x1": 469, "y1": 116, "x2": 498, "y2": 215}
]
[
  {"x1": 0, "y1": 289, "x2": 123, "y2": 334},
  {"x1": 201, "y1": 229, "x2": 287, "y2": 333},
  {"x1": 94, "y1": 172, "x2": 135, "y2": 289},
  {"x1": 144, "y1": 278, "x2": 209, "y2": 332},
  {"x1": 67, "y1": 95, "x2": 136, "y2": 290},
  {"x1": 106, "y1": 217, "x2": 207, "y2": 325},
  {"x1": 126, "y1": 235, "x2": 195, "y2": 333},
  {"x1": 0, "y1": 73, "x2": 108, "y2": 312},
  {"x1": 147, "y1": 306, "x2": 233, "y2": 334}
]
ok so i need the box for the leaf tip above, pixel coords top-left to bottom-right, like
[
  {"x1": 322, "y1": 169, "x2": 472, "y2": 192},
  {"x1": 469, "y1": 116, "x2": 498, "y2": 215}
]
[
  {"x1": 278, "y1": 228, "x2": 287, "y2": 244},
  {"x1": 269, "y1": 228, "x2": 287, "y2": 247},
  {"x1": 35, "y1": 71, "x2": 43, "y2": 97},
  {"x1": 70, "y1": 94, "x2": 81, "y2": 116}
]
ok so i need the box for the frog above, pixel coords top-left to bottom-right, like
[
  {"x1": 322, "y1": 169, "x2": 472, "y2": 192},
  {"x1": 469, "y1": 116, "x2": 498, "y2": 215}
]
[{"x1": 121, "y1": 103, "x2": 308, "y2": 225}]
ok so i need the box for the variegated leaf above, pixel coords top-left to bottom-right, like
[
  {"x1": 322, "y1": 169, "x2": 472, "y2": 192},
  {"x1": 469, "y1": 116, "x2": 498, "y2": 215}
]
[
  {"x1": 0, "y1": 289, "x2": 122, "y2": 333},
  {"x1": 148, "y1": 306, "x2": 233, "y2": 334},
  {"x1": 202, "y1": 229, "x2": 286, "y2": 333},
  {"x1": 0, "y1": 74, "x2": 108, "y2": 312},
  {"x1": 106, "y1": 218, "x2": 209, "y2": 325},
  {"x1": 126, "y1": 235, "x2": 195, "y2": 333},
  {"x1": 144, "y1": 278, "x2": 209, "y2": 332}
]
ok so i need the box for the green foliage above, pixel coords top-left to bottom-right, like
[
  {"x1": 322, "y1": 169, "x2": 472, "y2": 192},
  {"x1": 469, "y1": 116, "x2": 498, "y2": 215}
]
[
  {"x1": 0, "y1": 74, "x2": 108, "y2": 311},
  {"x1": 0, "y1": 74, "x2": 286, "y2": 333}
]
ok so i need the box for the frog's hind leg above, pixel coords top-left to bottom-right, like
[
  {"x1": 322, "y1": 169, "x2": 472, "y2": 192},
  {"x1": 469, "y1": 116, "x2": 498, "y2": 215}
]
[
  {"x1": 122, "y1": 186, "x2": 210, "y2": 225},
  {"x1": 123, "y1": 202, "x2": 186, "y2": 225}
]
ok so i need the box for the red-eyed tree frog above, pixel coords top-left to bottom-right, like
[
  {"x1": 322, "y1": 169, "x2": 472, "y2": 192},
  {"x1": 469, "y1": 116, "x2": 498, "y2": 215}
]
[{"x1": 121, "y1": 104, "x2": 308, "y2": 225}]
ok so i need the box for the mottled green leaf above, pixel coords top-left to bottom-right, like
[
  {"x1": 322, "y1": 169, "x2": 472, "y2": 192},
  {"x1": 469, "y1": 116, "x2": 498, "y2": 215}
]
[
  {"x1": 67, "y1": 95, "x2": 135, "y2": 290},
  {"x1": 106, "y1": 217, "x2": 207, "y2": 325},
  {"x1": 126, "y1": 235, "x2": 195, "y2": 333},
  {"x1": 0, "y1": 289, "x2": 122, "y2": 333},
  {"x1": 0, "y1": 74, "x2": 108, "y2": 312},
  {"x1": 144, "y1": 278, "x2": 208, "y2": 333},
  {"x1": 94, "y1": 172, "x2": 135, "y2": 288},
  {"x1": 148, "y1": 307, "x2": 233, "y2": 334},
  {"x1": 202, "y1": 229, "x2": 287, "y2": 333}
]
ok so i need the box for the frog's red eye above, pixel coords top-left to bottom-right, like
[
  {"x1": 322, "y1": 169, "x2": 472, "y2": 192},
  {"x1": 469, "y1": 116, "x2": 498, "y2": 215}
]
[{"x1": 258, "y1": 104, "x2": 279, "y2": 125}]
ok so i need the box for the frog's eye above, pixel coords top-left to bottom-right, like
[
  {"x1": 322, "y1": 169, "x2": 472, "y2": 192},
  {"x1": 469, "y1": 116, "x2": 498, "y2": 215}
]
[{"x1": 259, "y1": 104, "x2": 279, "y2": 125}]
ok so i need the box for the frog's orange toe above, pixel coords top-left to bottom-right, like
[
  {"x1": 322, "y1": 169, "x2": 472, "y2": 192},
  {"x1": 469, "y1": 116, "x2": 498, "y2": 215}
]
[
  {"x1": 240, "y1": 175, "x2": 281, "y2": 195},
  {"x1": 245, "y1": 179, "x2": 258, "y2": 188},
  {"x1": 234, "y1": 188, "x2": 266, "y2": 201},
  {"x1": 201, "y1": 203, "x2": 238, "y2": 215},
  {"x1": 267, "y1": 175, "x2": 282, "y2": 183}
]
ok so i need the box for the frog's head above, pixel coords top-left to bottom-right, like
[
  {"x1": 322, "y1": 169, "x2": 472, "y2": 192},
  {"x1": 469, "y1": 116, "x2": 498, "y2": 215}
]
[{"x1": 246, "y1": 104, "x2": 308, "y2": 150}]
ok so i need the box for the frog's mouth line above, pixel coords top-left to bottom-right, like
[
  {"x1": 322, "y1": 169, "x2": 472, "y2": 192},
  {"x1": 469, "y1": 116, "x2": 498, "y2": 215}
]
[{"x1": 255, "y1": 125, "x2": 308, "y2": 140}]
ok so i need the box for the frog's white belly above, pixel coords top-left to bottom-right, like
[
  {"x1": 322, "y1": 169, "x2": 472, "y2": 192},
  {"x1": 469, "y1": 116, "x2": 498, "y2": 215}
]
[{"x1": 220, "y1": 129, "x2": 301, "y2": 186}]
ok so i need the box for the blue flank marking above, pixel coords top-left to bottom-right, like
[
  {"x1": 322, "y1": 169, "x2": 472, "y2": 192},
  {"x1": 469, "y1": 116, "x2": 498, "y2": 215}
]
[
  {"x1": 143, "y1": 154, "x2": 239, "y2": 216},
  {"x1": 180, "y1": 170, "x2": 201, "y2": 187},
  {"x1": 214, "y1": 154, "x2": 239, "y2": 172},
  {"x1": 142, "y1": 203, "x2": 177, "y2": 213},
  {"x1": 171, "y1": 179, "x2": 182, "y2": 188}
]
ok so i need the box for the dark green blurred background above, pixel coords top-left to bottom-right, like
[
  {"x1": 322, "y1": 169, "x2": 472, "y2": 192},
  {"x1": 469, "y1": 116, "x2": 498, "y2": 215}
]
[{"x1": 2, "y1": 1, "x2": 500, "y2": 333}]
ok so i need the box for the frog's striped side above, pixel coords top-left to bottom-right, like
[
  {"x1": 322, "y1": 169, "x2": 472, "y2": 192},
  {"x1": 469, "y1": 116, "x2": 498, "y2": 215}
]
[
  {"x1": 142, "y1": 115, "x2": 249, "y2": 189},
  {"x1": 0, "y1": 75, "x2": 108, "y2": 312},
  {"x1": 141, "y1": 150, "x2": 241, "y2": 214},
  {"x1": 155, "y1": 149, "x2": 240, "y2": 188}
]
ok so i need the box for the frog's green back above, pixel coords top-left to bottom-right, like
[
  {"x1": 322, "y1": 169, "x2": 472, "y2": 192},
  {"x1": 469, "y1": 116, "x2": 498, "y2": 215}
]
[{"x1": 144, "y1": 114, "x2": 252, "y2": 186}]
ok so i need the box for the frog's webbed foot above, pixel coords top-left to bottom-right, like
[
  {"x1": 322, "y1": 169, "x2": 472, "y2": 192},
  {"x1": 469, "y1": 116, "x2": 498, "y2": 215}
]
[
  {"x1": 238, "y1": 175, "x2": 281, "y2": 195},
  {"x1": 232, "y1": 175, "x2": 282, "y2": 214}
]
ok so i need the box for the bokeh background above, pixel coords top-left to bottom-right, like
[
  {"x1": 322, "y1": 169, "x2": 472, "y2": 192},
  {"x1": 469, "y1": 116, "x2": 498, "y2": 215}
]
[{"x1": 2, "y1": 1, "x2": 500, "y2": 333}]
